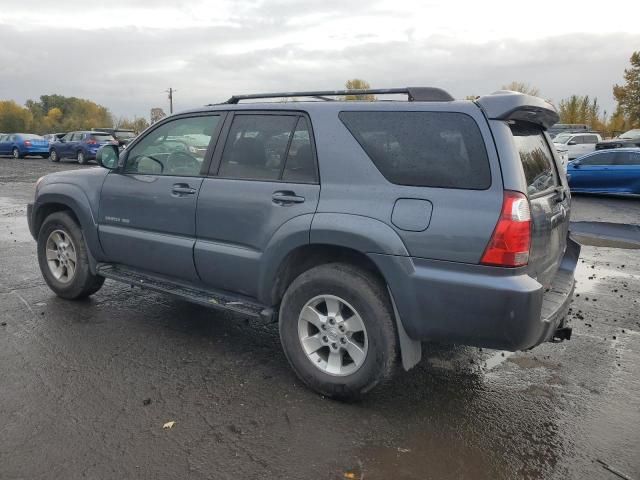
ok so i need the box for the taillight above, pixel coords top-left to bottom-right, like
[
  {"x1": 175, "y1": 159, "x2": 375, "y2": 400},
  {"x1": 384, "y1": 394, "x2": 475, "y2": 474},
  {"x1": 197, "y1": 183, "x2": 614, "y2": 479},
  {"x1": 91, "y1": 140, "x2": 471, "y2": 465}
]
[
  {"x1": 481, "y1": 191, "x2": 531, "y2": 267},
  {"x1": 86, "y1": 139, "x2": 97, "y2": 144},
  {"x1": 24, "y1": 140, "x2": 32, "y2": 147}
]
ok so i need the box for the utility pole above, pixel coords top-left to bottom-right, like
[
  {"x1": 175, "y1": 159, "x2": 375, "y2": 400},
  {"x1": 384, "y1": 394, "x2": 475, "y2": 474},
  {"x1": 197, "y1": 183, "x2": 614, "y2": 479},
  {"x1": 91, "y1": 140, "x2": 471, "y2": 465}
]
[{"x1": 165, "y1": 87, "x2": 176, "y2": 114}]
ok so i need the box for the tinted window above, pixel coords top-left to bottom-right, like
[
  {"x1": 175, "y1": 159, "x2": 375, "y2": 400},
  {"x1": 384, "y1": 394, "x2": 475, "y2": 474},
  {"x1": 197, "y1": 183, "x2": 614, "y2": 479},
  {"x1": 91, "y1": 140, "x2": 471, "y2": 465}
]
[
  {"x1": 282, "y1": 118, "x2": 317, "y2": 183},
  {"x1": 339, "y1": 111, "x2": 490, "y2": 189},
  {"x1": 90, "y1": 133, "x2": 115, "y2": 142},
  {"x1": 125, "y1": 115, "x2": 220, "y2": 176},
  {"x1": 586, "y1": 135, "x2": 599, "y2": 144},
  {"x1": 510, "y1": 122, "x2": 559, "y2": 195},
  {"x1": 581, "y1": 152, "x2": 616, "y2": 166},
  {"x1": 218, "y1": 115, "x2": 298, "y2": 181},
  {"x1": 612, "y1": 152, "x2": 640, "y2": 166}
]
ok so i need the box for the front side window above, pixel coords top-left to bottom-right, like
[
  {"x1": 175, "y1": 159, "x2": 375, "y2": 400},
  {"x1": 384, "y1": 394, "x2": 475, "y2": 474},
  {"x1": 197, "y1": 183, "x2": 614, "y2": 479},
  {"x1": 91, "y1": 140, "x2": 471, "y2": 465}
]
[
  {"x1": 218, "y1": 114, "x2": 299, "y2": 181},
  {"x1": 582, "y1": 152, "x2": 615, "y2": 166},
  {"x1": 510, "y1": 122, "x2": 559, "y2": 195},
  {"x1": 340, "y1": 111, "x2": 491, "y2": 189},
  {"x1": 124, "y1": 115, "x2": 220, "y2": 176}
]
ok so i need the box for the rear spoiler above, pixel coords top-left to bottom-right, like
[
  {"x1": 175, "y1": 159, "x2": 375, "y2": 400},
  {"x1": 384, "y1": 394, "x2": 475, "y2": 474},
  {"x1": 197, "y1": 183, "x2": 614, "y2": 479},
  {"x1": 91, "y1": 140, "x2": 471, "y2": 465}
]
[{"x1": 475, "y1": 90, "x2": 559, "y2": 130}]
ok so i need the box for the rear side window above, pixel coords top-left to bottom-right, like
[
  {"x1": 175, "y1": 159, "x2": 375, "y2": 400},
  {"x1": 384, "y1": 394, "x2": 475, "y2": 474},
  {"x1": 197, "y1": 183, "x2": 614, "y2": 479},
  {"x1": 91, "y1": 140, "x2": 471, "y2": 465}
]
[
  {"x1": 339, "y1": 111, "x2": 491, "y2": 189},
  {"x1": 510, "y1": 122, "x2": 559, "y2": 195},
  {"x1": 218, "y1": 114, "x2": 317, "y2": 183}
]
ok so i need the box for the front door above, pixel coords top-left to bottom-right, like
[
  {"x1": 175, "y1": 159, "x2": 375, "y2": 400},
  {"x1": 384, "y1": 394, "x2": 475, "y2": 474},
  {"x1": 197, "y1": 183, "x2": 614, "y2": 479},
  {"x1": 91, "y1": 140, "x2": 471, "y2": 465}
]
[
  {"x1": 98, "y1": 113, "x2": 224, "y2": 282},
  {"x1": 194, "y1": 112, "x2": 320, "y2": 298}
]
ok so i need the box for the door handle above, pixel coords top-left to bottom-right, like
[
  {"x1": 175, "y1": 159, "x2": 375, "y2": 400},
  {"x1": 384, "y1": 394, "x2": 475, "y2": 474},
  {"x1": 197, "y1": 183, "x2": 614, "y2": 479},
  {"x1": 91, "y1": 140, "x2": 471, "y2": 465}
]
[
  {"x1": 171, "y1": 183, "x2": 196, "y2": 196},
  {"x1": 272, "y1": 191, "x2": 305, "y2": 205}
]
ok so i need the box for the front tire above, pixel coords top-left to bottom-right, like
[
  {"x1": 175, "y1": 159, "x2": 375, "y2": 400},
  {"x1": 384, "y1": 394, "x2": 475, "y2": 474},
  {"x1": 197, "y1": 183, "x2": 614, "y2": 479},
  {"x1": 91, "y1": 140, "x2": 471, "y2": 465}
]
[
  {"x1": 279, "y1": 263, "x2": 397, "y2": 400},
  {"x1": 49, "y1": 150, "x2": 59, "y2": 162},
  {"x1": 37, "y1": 211, "x2": 105, "y2": 299}
]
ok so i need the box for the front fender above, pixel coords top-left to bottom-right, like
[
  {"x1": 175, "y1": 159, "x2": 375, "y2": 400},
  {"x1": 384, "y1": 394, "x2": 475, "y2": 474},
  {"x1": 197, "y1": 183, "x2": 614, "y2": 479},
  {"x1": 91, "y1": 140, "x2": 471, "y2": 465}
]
[{"x1": 34, "y1": 183, "x2": 105, "y2": 259}]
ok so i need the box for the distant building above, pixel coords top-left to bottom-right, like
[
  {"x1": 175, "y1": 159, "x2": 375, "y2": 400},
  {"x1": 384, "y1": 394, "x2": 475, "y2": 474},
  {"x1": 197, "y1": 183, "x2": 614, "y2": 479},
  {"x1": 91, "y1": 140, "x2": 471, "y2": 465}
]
[{"x1": 150, "y1": 108, "x2": 167, "y2": 124}]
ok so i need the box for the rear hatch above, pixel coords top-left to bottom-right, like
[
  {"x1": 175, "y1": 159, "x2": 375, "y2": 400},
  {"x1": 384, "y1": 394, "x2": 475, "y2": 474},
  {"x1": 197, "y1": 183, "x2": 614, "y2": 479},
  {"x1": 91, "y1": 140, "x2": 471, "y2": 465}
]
[{"x1": 509, "y1": 121, "x2": 570, "y2": 287}]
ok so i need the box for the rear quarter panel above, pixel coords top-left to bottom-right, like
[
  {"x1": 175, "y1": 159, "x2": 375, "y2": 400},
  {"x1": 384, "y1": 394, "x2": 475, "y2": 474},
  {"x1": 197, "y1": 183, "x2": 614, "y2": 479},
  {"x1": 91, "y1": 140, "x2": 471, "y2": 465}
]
[{"x1": 309, "y1": 103, "x2": 503, "y2": 263}]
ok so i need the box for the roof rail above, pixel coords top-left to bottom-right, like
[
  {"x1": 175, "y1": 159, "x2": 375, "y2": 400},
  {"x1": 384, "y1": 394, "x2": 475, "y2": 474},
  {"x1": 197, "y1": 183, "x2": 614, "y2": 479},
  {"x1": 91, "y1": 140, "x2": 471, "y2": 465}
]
[{"x1": 220, "y1": 87, "x2": 454, "y2": 104}]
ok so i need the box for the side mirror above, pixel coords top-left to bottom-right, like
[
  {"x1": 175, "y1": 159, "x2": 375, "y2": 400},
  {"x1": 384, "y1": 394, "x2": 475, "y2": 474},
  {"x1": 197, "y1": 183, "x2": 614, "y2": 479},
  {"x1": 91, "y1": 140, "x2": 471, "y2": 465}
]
[
  {"x1": 572, "y1": 160, "x2": 581, "y2": 168},
  {"x1": 567, "y1": 141, "x2": 577, "y2": 145},
  {"x1": 96, "y1": 144, "x2": 119, "y2": 170}
]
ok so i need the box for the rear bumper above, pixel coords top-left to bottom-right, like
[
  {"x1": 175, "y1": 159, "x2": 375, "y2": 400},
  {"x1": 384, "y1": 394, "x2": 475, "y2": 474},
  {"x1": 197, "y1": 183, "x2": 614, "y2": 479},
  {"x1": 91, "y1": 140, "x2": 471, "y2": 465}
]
[
  {"x1": 370, "y1": 237, "x2": 581, "y2": 351},
  {"x1": 23, "y1": 147, "x2": 49, "y2": 155}
]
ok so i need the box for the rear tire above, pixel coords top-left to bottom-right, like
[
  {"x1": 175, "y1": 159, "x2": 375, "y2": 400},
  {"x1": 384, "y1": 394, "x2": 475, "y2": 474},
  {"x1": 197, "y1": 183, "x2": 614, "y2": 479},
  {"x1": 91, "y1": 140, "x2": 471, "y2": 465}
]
[
  {"x1": 279, "y1": 263, "x2": 397, "y2": 400},
  {"x1": 12, "y1": 147, "x2": 22, "y2": 159},
  {"x1": 49, "y1": 150, "x2": 59, "y2": 162},
  {"x1": 37, "y1": 211, "x2": 105, "y2": 299},
  {"x1": 77, "y1": 150, "x2": 87, "y2": 164}
]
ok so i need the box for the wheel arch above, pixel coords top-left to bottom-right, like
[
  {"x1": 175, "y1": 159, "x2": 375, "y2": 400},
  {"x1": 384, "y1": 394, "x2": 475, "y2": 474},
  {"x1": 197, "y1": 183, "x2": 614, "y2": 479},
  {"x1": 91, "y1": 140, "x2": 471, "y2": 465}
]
[{"x1": 33, "y1": 186, "x2": 105, "y2": 261}]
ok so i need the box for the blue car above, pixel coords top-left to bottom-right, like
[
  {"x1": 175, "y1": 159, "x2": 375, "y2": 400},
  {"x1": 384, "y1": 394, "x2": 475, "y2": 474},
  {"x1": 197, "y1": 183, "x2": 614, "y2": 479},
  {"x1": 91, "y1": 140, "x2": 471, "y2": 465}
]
[
  {"x1": 567, "y1": 148, "x2": 640, "y2": 195},
  {"x1": 0, "y1": 133, "x2": 50, "y2": 158},
  {"x1": 49, "y1": 131, "x2": 117, "y2": 164}
]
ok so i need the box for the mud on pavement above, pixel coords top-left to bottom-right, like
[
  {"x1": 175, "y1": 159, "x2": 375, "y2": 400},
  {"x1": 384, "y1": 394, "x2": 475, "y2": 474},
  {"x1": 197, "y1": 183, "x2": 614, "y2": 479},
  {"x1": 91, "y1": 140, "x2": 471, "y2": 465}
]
[{"x1": 1, "y1": 158, "x2": 639, "y2": 480}]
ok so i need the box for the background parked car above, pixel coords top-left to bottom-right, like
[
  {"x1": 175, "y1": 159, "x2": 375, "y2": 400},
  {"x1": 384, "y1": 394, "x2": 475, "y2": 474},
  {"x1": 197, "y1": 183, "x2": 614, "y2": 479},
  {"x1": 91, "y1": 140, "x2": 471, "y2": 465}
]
[
  {"x1": 0, "y1": 133, "x2": 49, "y2": 158},
  {"x1": 553, "y1": 132, "x2": 602, "y2": 160},
  {"x1": 596, "y1": 129, "x2": 640, "y2": 150},
  {"x1": 92, "y1": 128, "x2": 136, "y2": 148},
  {"x1": 567, "y1": 148, "x2": 640, "y2": 195},
  {"x1": 43, "y1": 133, "x2": 67, "y2": 143},
  {"x1": 49, "y1": 131, "x2": 117, "y2": 164},
  {"x1": 548, "y1": 123, "x2": 590, "y2": 138}
]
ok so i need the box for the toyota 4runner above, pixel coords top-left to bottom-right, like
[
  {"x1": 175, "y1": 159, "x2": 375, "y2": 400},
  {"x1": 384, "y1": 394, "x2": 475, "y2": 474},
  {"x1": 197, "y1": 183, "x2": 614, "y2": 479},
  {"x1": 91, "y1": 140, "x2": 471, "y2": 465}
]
[{"x1": 27, "y1": 87, "x2": 580, "y2": 399}]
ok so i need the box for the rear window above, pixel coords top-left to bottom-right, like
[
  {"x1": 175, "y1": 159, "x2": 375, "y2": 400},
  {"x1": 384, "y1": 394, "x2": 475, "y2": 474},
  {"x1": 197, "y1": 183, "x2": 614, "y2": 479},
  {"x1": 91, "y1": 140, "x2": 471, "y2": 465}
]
[
  {"x1": 339, "y1": 111, "x2": 491, "y2": 189},
  {"x1": 90, "y1": 134, "x2": 115, "y2": 142},
  {"x1": 510, "y1": 122, "x2": 559, "y2": 195},
  {"x1": 22, "y1": 134, "x2": 42, "y2": 140}
]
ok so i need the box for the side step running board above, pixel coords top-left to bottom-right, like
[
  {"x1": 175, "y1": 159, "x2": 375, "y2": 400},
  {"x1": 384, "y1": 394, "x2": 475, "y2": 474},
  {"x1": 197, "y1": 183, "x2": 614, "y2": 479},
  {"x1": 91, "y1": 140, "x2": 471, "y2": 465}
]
[{"x1": 96, "y1": 263, "x2": 275, "y2": 321}]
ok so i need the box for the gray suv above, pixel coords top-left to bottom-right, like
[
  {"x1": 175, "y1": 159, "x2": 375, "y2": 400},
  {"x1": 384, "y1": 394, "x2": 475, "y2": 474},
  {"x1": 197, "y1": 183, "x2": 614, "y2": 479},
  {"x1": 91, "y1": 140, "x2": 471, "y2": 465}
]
[{"x1": 27, "y1": 87, "x2": 579, "y2": 399}]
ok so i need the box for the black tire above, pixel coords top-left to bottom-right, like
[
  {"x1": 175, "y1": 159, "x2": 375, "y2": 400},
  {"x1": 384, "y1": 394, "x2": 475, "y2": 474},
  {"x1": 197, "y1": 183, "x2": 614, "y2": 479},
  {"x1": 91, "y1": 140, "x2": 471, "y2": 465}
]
[
  {"x1": 279, "y1": 263, "x2": 397, "y2": 400},
  {"x1": 12, "y1": 147, "x2": 22, "y2": 159},
  {"x1": 77, "y1": 150, "x2": 87, "y2": 164},
  {"x1": 49, "y1": 150, "x2": 59, "y2": 162},
  {"x1": 37, "y1": 211, "x2": 105, "y2": 299}
]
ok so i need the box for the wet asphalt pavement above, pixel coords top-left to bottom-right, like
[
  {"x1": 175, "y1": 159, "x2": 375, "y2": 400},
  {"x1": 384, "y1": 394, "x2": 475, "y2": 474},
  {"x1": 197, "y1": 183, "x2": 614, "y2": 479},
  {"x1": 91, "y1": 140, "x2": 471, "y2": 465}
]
[{"x1": 1, "y1": 158, "x2": 639, "y2": 480}]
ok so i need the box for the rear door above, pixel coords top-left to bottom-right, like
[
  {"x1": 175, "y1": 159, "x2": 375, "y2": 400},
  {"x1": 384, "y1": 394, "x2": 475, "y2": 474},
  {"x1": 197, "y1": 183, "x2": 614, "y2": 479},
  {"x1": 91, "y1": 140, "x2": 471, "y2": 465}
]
[
  {"x1": 98, "y1": 113, "x2": 224, "y2": 282},
  {"x1": 194, "y1": 112, "x2": 320, "y2": 297},
  {"x1": 510, "y1": 122, "x2": 569, "y2": 287},
  {"x1": 610, "y1": 151, "x2": 640, "y2": 193}
]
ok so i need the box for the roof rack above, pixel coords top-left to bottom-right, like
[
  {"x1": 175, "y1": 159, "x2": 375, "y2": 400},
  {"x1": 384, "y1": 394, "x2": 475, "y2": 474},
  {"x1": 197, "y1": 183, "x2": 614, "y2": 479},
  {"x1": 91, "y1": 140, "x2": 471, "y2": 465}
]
[{"x1": 220, "y1": 87, "x2": 454, "y2": 104}]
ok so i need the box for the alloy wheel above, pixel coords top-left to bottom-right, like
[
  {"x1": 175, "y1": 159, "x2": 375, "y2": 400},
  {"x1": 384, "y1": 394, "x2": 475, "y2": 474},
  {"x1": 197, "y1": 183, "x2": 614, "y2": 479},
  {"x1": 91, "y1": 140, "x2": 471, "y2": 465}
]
[
  {"x1": 297, "y1": 294, "x2": 368, "y2": 376},
  {"x1": 45, "y1": 229, "x2": 77, "y2": 284}
]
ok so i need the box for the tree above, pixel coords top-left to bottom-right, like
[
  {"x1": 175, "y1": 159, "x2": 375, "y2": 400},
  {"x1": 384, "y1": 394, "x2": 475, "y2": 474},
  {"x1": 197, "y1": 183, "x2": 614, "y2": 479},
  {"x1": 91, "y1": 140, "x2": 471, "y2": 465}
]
[
  {"x1": 558, "y1": 95, "x2": 602, "y2": 128},
  {"x1": 0, "y1": 100, "x2": 33, "y2": 132},
  {"x1": 115, "y1": 116, "x2": 150, "y2": 134},
  {"x1": 613, "y1": 51, "x2": 640, "y2": 126},
  {"x1": 501, "y1": 81, "x2": 540, "y2": 97},
  {"x1": 344, "y1": 79, "x2": 376, "y2": 101}
]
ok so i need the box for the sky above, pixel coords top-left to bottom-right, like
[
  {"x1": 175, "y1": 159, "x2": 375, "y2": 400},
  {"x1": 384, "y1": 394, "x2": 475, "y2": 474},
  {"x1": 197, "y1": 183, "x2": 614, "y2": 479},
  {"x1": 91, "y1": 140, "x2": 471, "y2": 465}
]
[{"x1": 0, "y1": 0, "x2": 639, "y2": 120}]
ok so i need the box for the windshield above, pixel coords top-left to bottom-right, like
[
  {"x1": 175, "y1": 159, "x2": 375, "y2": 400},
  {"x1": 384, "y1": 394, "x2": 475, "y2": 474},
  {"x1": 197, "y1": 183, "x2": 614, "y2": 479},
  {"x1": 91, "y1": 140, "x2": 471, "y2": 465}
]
[
  {"x1": 553, "y1": 133, "x2": 572, "y2": 144},
  {"x1": 619, "y1": 129, "x2": 640, "y2": 140}
]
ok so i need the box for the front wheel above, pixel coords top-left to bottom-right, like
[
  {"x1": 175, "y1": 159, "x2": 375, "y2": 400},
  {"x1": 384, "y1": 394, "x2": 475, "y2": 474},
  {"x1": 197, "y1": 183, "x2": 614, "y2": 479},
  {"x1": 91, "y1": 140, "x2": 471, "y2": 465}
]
[
  {"x1": 279, "y1": 263, "x2": 397, "y2": 400},
  {"x1": 37, "y1": 211, "x2": 105, "y2": 299},
  {"x1": 49, "y1": 150, "x2": 59, "y2": 162}
]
